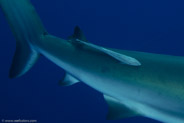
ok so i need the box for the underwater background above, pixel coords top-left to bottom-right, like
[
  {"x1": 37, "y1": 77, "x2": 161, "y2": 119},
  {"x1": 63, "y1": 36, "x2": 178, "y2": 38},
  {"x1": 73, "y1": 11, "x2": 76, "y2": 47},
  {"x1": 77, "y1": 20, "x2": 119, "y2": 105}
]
[{"x1": 0, "y1": 0, "x2": 184, "y2": 123}]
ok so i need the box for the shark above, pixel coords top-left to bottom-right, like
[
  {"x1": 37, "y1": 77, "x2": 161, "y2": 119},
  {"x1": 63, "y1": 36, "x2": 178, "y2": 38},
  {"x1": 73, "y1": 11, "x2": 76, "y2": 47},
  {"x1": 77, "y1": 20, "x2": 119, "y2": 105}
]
[{"x1": 1, "y1": 0, "x2": 184, "y2": 123}]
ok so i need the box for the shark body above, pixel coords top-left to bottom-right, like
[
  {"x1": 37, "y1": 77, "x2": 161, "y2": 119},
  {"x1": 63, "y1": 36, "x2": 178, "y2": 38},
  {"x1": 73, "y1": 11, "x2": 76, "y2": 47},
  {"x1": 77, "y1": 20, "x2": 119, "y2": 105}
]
[{"x1": 1, "y1": 0, "x2": 184, "y2": 123}]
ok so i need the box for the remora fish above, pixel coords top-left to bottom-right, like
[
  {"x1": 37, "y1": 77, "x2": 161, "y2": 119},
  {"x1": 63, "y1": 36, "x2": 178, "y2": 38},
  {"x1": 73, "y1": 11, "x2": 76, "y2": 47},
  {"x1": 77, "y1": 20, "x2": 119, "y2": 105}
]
[{"x1": 0, "y1": 0, "x2": 184, "y2": 123}]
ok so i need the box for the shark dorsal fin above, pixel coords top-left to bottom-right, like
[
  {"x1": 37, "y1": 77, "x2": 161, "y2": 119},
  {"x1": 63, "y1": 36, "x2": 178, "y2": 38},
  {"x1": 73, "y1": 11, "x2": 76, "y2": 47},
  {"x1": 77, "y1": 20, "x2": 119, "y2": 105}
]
[
  {"x1": 104, "y1": 95, "x2": 139, "y2": 120},
  {"x1": 59, "y1": 73, "x2": 80, "y2": 86},
  {"x1": 75, "y1": 39, "x2": 141, "y2": 66},
  {"x1": 68, "y1": 26, "x2": 88, "y2": 42}
]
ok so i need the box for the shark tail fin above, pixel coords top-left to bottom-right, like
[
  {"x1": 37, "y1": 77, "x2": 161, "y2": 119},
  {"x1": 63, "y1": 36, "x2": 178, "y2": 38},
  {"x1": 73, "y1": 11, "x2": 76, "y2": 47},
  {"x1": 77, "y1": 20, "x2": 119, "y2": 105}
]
[
  {"x1": 9, "y1": 43, "x2": 40, "y2": 78},
  {"x1": 0, "y1": 0, "x2": 47, "y2": 78}
]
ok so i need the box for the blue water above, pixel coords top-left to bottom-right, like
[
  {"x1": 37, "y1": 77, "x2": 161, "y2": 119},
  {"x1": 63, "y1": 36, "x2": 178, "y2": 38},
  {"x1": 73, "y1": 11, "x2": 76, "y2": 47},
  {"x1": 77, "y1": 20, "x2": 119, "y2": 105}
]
[{"x1": 0, "y1": 0, "x2": 184, "y2": 122}]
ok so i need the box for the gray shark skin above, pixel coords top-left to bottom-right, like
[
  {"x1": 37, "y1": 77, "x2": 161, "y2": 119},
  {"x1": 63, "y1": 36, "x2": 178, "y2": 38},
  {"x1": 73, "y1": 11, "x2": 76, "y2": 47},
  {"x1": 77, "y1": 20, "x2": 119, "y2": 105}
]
[{"x1": 1, "y1": 0, "x2": 184, "y2": 123}]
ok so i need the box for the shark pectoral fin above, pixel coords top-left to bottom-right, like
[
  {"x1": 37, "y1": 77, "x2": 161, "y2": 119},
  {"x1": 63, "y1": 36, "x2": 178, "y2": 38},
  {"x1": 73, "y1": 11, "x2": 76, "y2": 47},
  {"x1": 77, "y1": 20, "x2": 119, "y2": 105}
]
[
  {"x1": 58, "y1": 73, "x2": 80, "y2": 86},
  {"x1": 104, "y1": 95, "x2": 139, "y2": 120},
  {"x1": 9, "y1": 42, "x2": 39, "y2": 78},
  {"x1": 75, "y1": 39, "x2": 141, "y2": 66},
  {"x1": 68, "y1": 26, "x2": 88, "y2": 42}
]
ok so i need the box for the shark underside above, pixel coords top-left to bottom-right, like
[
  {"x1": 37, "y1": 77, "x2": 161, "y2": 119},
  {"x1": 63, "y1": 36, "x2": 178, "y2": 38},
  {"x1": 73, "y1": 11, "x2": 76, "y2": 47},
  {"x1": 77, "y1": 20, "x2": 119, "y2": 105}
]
[{"x1": 1, "y1": 0, "x2": 184, "y2": 123}]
